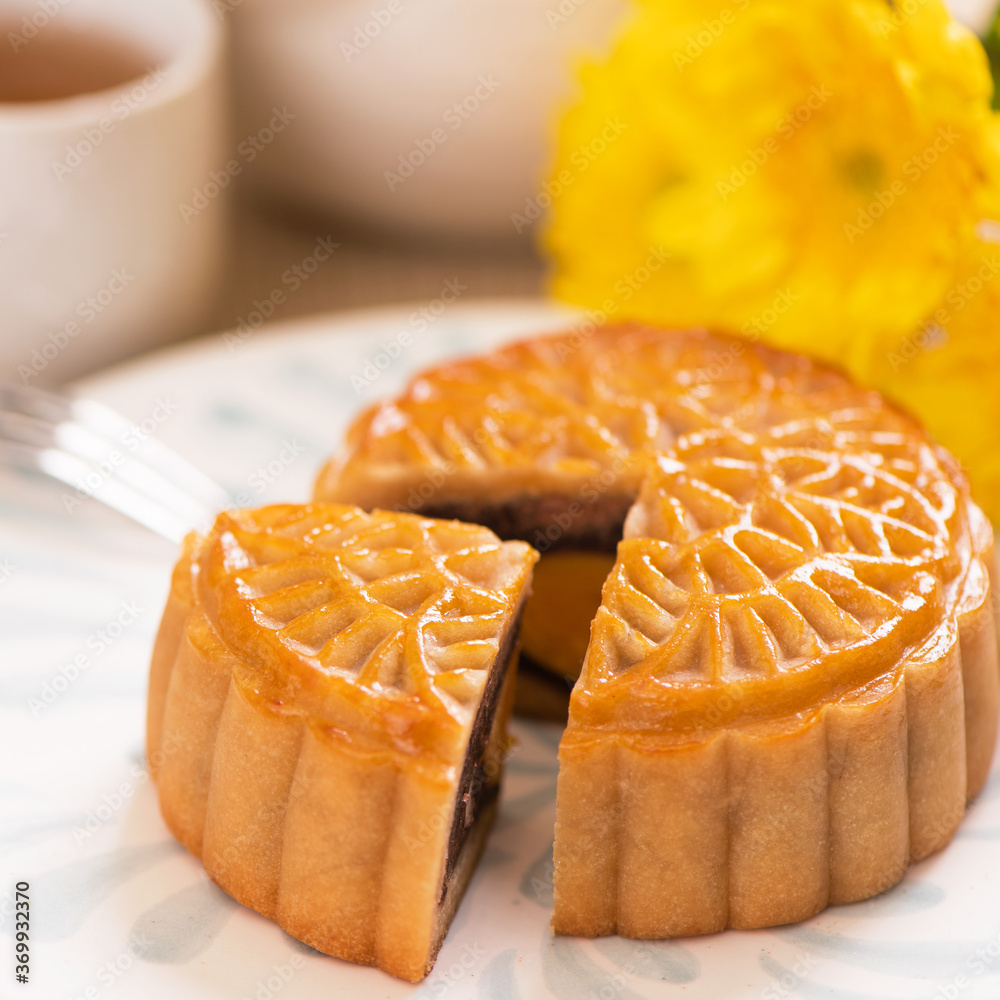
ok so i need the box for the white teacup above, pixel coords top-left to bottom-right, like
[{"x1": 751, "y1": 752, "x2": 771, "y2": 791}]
[{"x1": 0, "y1": 0, "x2": 226, "y2": 385}]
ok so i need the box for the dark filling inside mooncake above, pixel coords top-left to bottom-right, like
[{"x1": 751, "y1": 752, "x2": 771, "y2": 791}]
[
  {"x1": 441, "y1": 609, "x2": 521, "y2": 899},
  {"x1": 421, "y1": 493, "x2": 633, "y2": 553}
]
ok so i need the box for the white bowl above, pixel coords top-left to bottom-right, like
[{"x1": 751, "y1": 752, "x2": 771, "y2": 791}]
[{"x1": 230, "y1": 0, "x2": 624, "y2": 242}]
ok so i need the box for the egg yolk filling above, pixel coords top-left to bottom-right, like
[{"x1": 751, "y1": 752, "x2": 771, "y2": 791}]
[{"x1": 519, "y1": 550, "x2": 616, "y2": 680}]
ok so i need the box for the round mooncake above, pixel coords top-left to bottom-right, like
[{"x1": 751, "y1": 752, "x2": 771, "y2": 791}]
[{"x1": 316, "y1": 323, "x2": 999, "y2": 936}]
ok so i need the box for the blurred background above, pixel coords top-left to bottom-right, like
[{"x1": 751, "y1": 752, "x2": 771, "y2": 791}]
[
  {"x1": 0, "y1": 0, "x2": 627, "y2": 384},
  {"x1": 0, "y1": 0, "x2": 996, "y2": 382}
]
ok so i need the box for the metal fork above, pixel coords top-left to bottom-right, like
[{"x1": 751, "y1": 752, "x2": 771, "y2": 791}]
[{"x1": 0, "y1": 382, "x2": 232, "y2": 543}]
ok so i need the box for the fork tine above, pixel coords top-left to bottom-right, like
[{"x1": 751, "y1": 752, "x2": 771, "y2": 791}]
[
  {"x1": 38, "y1": 448, "x2": 199, "y2": 543},
  {"x1": 0, "y1": 382, "x2": 73, "y2": 424},
  {"x1": 70, "y1": 398, "x2": 231, "y2": 513},
  {"x1": 0, "y1": 408, "x2": 219, "y2": 530},
  {"x1": 1, "y1": 382, "x2": 230, "y2": 513},
  {"x1": 0, "y1": 439, "x2": 197, "y2": 543},
  {"x1": 54, "y1": 421, "x2": 221, "y2": 528},
  {"x1": 0, "y1": 382, "x2": 234, "y2": 541}
]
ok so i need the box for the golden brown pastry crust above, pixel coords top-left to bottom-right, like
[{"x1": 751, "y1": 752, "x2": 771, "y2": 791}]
[
  {"x1": 317, "y1": 324, "x2": 999, "y2": 937},
  {"x1": 147, "y1": 503, "x2": 536, "y2": 981},
  {"x1": 554, "y1": 431, "x2": 996, "y2": 936}
]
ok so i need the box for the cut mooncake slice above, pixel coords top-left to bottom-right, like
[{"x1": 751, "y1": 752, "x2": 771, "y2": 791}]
[
  {"x1": 147, "y1": 503, "x2": 537, "y2": 981},
  {"x1": 554, "y1": 421, "x2": 998, "y2": 935}
]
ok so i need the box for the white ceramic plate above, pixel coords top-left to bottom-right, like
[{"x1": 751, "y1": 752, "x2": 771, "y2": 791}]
[{"x1": 2, "y1": 300, "x2": 1000, "y2": 1000}]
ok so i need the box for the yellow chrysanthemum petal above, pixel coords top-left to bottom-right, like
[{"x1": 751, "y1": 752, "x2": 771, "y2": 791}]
[
  {"x1": 545, "y1": 0, "x2": 1000, "y2": 362},
  {"x1": 544, "y1": 0, "x2": 1000, "y2": 517},
  {"x1": 866, "y1": 239, "x2": 1000, "y2": 521}
]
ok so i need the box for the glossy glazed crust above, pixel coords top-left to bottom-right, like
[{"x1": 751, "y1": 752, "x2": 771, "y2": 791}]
[
  {"x1": 550, "y1": 360, "x2": 998, "y2": 934},
  {"x1": 147, "y1": 504, "x2": 535, "y2": 981},
  {"x1": 315, "y1": 324, "x2": 902, "y2": 516},
  {"x1": 553, "y1": 542, "x2": 997, "y2": 936},
  {"x1": 316, "y1": 323, "x2": 1000, "y2": 938}
]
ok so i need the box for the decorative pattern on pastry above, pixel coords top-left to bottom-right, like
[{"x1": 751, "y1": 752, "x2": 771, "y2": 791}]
[
  {"x1": 316, "y1": 324, "x2": 999, "y2": 936},
  {"x1": 147, "y1": 503, "x2": 536, "y2": 981}
]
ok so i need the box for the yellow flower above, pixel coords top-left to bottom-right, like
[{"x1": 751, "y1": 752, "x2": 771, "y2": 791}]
[
  {"x1": 864, "y1": 238, "x2": 1000, "y2": 522},
  {"x1": 544, "y1": 0, "x2": 1000, "y2": 371}
]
